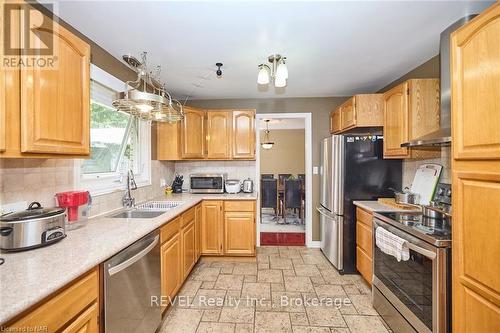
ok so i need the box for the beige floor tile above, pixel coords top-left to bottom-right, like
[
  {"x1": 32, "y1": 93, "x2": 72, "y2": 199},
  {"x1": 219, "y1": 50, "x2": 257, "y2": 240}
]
[
  {"x1": 258, "y1": 262, "x2": 271, "y2": 270},
  {"x1": 314, "y1": 284, "x2": 347, "y2": 298},
  {"x1": 233, "y1": 263, "x2": 258, "y2": 275},
  {"x1": 342, "y1": 284, "x2": 361, "y2": 296},
  {"x1": 320, "y1": 271, "x2": 354, "y2": 285},
  {"x1": 191, "y1": 289, "x2": 227, "y2": 309},
  {"x1": 343, "y1": 315, "x2": 389, "y2": 333},
  {"x1": 201, "y1": 309, "x2": 222, "y2": 322},
  {"x1": 258, "y1": 246, "x2": 280, "y2": 255},
  {"x1": 310, "y1": 276, "x2": 326, "y2": 285},
  {"x1": 178, "y1": 280, "x2": 203, "y2": 297},
  {"x1": 270, "y1": 257, "x2": 294, "y2": 270},
  {"x1": 219, "y1": 300, "x2": 255, "y2": 324},
  {"x1": 226, "y1": 290, "x2": 242, "y2": 301},
  {"x1": 329, "y1": 328, "x2": 350, "y2": 333},
  {"x1": 289, "y1": 312, "x2": 309, "y2": 326},
  {"x1": 292, "y1": 258, "x2": 305, "y2": 266},
  {"x1": 349, "y1": 295, "x2": 378, "y2": 315},
  {"x1": 283, "y1": 269, "x2": 296, "y2": 276},
  {"x1": 293, "y1": 264, "x2": 321, "y2": 277},
  {"x1": 196, "y1": 322, "x2": 235, "y2": 333},
  {"x1": 215, "y1": 274, "x2": 244, "y2": 291},
  {"x1": 255, "y1": 312, "x2": 292, "y2": 333},
  {"x1": 272, "y1": 291, "x2": 305, "y2": 312},
  {"x1": 161, "y1": 308, "x2": 203, "y2": 333},
  {"x1": 235, "y1": 323, "x2": 254, "y2": 333},
  {"x1": 272, "y1": 283, "x2": 286, "y2": 292},
  {"x1": 211, "y1": 262, "x2": 236, "y2": 269},
  {"x1": 241, "y1": 282, "x2": 271, "y2": 299},
  {"x1": 258, "y1": 269, "x2": 284, "y2": 283},
  {"x1": 292, "y1": 326, "x2": 331, "y2": 333},
  {"x1": 305, "y1": 306, "x2": 346, "y2": 327},
  {"x1": 193, "y1": 267, "x2": 221, "y2": 282},
  {"x1": 202, "y1": 281, "x2": 216, "y2": 289},
  {"x1": 284, "y1": 276, "x2": 315, "y2": 293},
  {"x1": 257, "y1": 254, "x2": 270, "y2": 263},
  {"x1": 222, "y1": 266, "x2": 235, "y2": 274},
  {"x1": 244, "y1": 275, "x2": 257, "y2": 283}
]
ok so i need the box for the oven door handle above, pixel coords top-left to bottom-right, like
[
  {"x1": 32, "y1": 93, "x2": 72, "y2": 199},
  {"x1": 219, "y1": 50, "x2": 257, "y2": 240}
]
[{"x1": 406, "y1": 242, "x2": 437, "y2": 260}]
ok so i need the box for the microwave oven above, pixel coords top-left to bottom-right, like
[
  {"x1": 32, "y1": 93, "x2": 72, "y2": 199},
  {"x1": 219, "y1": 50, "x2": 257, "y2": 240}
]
[{"x1": 189, "y1": 174, "x2": 227, "y2": 193}]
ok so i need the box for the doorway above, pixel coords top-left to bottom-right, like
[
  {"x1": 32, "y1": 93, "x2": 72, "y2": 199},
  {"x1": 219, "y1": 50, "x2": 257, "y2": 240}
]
[{"x1": 255, "y1": 113, "x2": 313, "y2": 247}]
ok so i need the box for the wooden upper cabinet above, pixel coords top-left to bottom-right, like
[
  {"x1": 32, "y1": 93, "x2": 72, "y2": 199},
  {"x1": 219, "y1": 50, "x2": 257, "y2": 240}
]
[
  {"x1": 201, "y1": 201, "x2": 223, "y2": 255},
  {"x1": 383, "y1": 79, "x2": 440, "y2": 159},
  {"x1": 383, "y1": 83, "x2": 409, "y2": 158},
  {"x1": 330, "y1": 94, "x2": 383, "y2": 134},
  {"x1": 232, "y1": 110, "x2": 256, "y2": 159},
  {"x1": 181, "y1": 107, "x2": 206, "y2": 159},
  {"x1": 330, "y1": 108, "x2": 341, "y2": 134},
  {"x1": 155, "y1": 122, "x2": 181, "y2": 160},
  {"x1": 452, "y1": 3, "x2": 500, "y2": 160},
  {"x1": 21, "y1": 20, "x2": 90, "y2": 155},
  {"x1": 207, "y1": 111, "x2": 231, "y2": 159}
]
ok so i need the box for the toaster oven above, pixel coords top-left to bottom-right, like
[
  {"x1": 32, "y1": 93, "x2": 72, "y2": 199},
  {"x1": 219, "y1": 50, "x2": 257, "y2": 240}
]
[{"x1": 189, "y1": 174, "x2": 227, "y2": 193}]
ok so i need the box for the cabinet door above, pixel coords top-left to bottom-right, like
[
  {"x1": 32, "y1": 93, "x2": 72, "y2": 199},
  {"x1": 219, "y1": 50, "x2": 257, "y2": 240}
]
[
  {"x1": 156, "y1": 122, "x2": 181, "y2": 160},
  {"x1": 452, "y1": 4, "x2": 500, "y2": 160},
  {"x1": 61, "y1": 303, "x2": 99, "y2": 333},
  {"x1": 181, "y1": 107, "x2": 205, "y2": 159},
  {"x1": 195, "y1": 204, "x2": 202, "y2": 260},
  {"x1": 383, "y1": 82, "x2": 409, "y2": 158},
  {"x1": 21, "y1": 21, "x2": 90, "y2": 155},
  {"x1": 161, "y1": 234, "x2": 182, "y2": 308},
  {"x1": 181, "y1": 221, "x2": 196, "y2": 278},
  {"x1": 330, "y1": 108, "x2": 341, "y2": 134},
  {"x1": 224, "y1": 211, "x2": 255, "y2": 255},
  {"x1": 340, "y1": 97, "x2": 356, "y2": 130},
  {"x1": 0, "y1": 66, "x2": 5, "y2": 152},
  {"x1": 201, "y1": 201, "x2": 223, "y2": 255},
  {"x1": 207, "y1": 111, "x2": 231, "y2": 159},
  {"x1": 232, "y1": 110, "x2": 255, "y2": 159}
]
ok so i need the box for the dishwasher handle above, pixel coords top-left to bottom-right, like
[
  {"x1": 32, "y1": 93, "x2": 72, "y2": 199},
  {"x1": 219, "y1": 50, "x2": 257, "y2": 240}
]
[{"x1": 108, "y1": 235, "x2": 159, "y2": 276}]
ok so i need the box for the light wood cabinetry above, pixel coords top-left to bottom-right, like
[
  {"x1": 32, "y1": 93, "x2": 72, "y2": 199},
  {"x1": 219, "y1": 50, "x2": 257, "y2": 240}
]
[
  {"x1": 232, "y1": 110, "x2": 256, "y2": 159},
  {"x1": 201, "y1": 201, "x2": 224, "y2": 255},
  {"x1": 330, "y1": 108, "x2": 341, "y2": 134},
  {"x1": 160, "y1": 217, "x2": 182, "y2": 313},
  {"x1": 383, "y1": 79, "x2": 440, "y2": 159},
  {"x1": 223, "y1": 201, "x2": 255, "y2": 255},
  {"x1": 181, "y1": 107, "x2": 206, "y2": 159},
  {"x1": 451, "y1": 3, "x2": 500, "y2": 332},
  {"x1": 207, "y1": 111, "x2": 231, "y2": 159},
  {"x1": 330, "y1": 94, "x2": 384, "y2": 134},
  {"x1": 195, "y1": 204, "x2": 202, "y2": 260},
  {"x1": 181, "y1": 208, "x2": 196, "y2": 278},
  {"x1": 355, "y1": 207, "x2": 373, "y2": 285},
  {"x1": 156, "y1": 122, "x2": 181, "y2": 160},
  {"x1": 5, "y1": 268, "x2": 99, "y2": 333},
  {"x1": 0, "y1": 6, "x2": 90, "y2": 158}
]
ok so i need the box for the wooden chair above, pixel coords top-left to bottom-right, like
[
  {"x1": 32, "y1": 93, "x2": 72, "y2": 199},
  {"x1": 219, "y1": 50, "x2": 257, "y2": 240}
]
[
  {"x1": 261, "y1": 174, "x2": 274, "y2": 179},
  {"x1": 283, "y1": 179, "x2": 303, "y2": 224},
  {"x1": 278, "y1": 174, "x2": 292, "y2": 187}
]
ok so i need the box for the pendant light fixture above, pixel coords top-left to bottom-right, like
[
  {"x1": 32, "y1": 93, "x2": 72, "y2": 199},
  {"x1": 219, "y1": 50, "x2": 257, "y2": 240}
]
[
  {"x1": 112, "y1": 52, "x2": 183, "y2": 123},
  {"x1": 261, "y1": 119, "x2": 275, "y2": 150},
  {"x1": 257, "y1": 54, "x2": 288, "y2": 88}
]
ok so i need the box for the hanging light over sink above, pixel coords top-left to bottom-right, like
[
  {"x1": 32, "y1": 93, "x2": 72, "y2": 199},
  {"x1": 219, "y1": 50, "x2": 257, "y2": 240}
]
[{"x1": 112, "y1": 52, "x2": 183, "y2": 123}]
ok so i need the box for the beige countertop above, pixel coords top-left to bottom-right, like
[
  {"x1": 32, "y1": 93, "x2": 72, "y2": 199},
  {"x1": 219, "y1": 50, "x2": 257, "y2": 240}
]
[
  {"x1": 0, "y1": 192, "x2": 257, "y2": 324},
  {"x1": 353, "y1": 200, "x2": 421, "y2": 213}
]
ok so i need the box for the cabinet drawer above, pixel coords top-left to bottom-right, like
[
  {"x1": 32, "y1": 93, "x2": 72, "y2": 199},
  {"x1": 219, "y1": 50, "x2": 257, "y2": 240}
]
[
  {"x1": 356, "y1": 207, "x2": 373, "y2": 227},
  {"x1": 356, "y1": 221, "x2": 373, "y2": 257},
  {"x1": 161, "y1": 217, "x2": 180, "y2": 244},
  {"x1": 181, "y1": 207, "x2": 195, "y2": 227},
  {"x1": 224, "y1": 200, "x2": 255, "y2": 212},
  {"x1": 356, "y1": 246, "x2": 372, "y2": 285},
  {"x1": 8, "y1": 268, "x2": 98, "y2": 331}
]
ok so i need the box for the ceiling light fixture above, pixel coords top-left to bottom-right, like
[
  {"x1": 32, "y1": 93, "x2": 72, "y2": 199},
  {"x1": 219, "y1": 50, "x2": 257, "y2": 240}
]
[
  {"x1": 257, "y1": 54, "x2": 288, "y2": 88},
  {"x1": 261, "y1": 119, "x2": 275, "y2": 150},
  {"x1": 112, "y1": 52, "x2": 183, "y2": 123}
]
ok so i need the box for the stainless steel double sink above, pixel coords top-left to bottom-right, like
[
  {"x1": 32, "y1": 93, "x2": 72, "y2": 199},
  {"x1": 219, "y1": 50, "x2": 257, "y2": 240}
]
[{"x1": 108, "y1": 201, "x2": 183, "y2": 219}]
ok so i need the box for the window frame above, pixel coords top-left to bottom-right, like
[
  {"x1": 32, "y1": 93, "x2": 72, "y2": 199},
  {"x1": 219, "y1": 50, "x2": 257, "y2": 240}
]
[{"x1": 75, "y1": 65, "x2": 152, "y2": 196}]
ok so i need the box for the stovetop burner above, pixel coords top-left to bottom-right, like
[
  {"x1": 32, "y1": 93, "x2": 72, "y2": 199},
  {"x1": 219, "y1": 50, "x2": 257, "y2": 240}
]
[{"x1": 375, "y1": 211, "x2": 451, "y2": 247}]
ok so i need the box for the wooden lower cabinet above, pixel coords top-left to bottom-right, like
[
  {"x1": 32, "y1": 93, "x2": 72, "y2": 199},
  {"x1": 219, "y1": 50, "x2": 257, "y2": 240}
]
[
  {"x1": 355, "y1": 207, "x2": 373, "y2": 284},
  {"x1": 224, "y1": 201, "x2": 255, "y2": 255},
  {"x1": 201, "y1": 201, "x2": 224, "y2": 255},
  {"x1": 160, "y1": 233, "x2": 182, "y2": 311},
  {"x1": 5, "y1": 268, "x2": 99, "y2": 333},
  {"x1": 195, "y1": 204, "x2": 202, "y2": 260},
  {"x1": 181, "y1": 220, "x2": 196, "y2": 279}
]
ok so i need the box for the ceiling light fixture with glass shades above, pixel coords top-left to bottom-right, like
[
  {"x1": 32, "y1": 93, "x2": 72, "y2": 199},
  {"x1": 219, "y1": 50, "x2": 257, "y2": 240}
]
[
  {"x1": 261, "y1": 119, "x2": 275, "y2": 150},
  {"x1": 257, "y1": 54, "x2": 288, "y2": 88},
  {"x1": 112, "y1": 52, "x2": 184, "y2": 123}
]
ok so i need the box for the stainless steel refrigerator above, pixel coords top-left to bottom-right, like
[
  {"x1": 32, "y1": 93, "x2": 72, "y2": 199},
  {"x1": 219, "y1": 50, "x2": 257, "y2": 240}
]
[{"x1": 318, "y1": 135, "x2": 401, "y2": 273}]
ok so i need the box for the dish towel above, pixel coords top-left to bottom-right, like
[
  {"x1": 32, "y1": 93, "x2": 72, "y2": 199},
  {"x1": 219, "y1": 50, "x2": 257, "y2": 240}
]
[{"x1": 375, "y1": 227, "x2": 410, "y2": 262}]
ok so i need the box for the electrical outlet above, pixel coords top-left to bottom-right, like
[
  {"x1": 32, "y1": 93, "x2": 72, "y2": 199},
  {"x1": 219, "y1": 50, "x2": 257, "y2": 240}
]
[
  {"x1": 160, "y1": 178, "x2": 166, "y2": 187},
  {"x1": 313, "y1": 166, "x2": 319, "y2": 175}
]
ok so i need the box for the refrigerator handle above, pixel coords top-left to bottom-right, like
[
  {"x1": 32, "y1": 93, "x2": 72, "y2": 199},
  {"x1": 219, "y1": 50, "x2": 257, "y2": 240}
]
[{"x1": 316, "y1": 206, "x2": 337, "y2": 219}]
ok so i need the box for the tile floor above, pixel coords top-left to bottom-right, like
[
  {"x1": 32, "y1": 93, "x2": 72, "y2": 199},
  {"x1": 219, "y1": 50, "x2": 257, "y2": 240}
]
[{"x1": 159, "y1": 246, "x2": 391, "y2": 333}]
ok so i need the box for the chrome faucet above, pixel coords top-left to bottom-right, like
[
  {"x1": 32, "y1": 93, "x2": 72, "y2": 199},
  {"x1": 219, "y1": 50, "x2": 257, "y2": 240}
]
[{"x1": 122, "y1": 170, "x2": 137, "y2": 208}]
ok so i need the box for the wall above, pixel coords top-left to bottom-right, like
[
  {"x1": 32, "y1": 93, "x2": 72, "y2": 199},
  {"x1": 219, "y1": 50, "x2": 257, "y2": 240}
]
[
  {"x1": 260, "y1": 129, "x2": 305, "y2": 176},
  {"x1": 174, "y1": 161, "x2": 256, "y2": 189},
  {"x1": 187, "y1": 97, "x2": 347, "y2": 241},
  {"x1": 0, "y1": 159, "x2": 175, "y2": 217}
]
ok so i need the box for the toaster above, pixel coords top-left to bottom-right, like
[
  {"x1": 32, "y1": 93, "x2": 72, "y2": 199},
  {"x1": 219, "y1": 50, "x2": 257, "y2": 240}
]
[{"x1": 225, "y1": 179, "x2": 241, "y2": 194}]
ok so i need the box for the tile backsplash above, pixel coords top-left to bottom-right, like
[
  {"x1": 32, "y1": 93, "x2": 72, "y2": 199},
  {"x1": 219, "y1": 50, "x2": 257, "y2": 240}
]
[
  {"x1": 0, "y1": 159, "x2": 175, "y2": 217},
  {"x1": 174, "y1": 161, "x2": 256, "y2": 190},
  {"x1": 402, "y1": 147, "x2": 451, "y2": 189}
]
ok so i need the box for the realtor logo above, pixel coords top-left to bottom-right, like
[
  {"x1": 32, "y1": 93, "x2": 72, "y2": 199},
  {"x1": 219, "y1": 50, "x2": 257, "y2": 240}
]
[{"x1": 1, "y1": 2, "x2": 58, "y2": 68}]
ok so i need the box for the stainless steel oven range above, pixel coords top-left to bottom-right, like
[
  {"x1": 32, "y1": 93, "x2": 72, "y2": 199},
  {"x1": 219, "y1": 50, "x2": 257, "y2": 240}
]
[{"x1": 372, "y1": 213, "x2": 451, "y2": 333}]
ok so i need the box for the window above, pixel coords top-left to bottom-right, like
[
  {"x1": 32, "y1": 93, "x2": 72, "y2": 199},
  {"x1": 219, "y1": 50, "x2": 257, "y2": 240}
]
[{"x1": 76, "y1": 65, "x2": 151, "y2": 195}]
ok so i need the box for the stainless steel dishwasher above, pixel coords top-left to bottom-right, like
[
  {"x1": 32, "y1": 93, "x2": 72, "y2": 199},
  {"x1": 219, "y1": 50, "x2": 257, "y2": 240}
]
[{"x1": 104, "y1": 230, "x2": 161, "y2": 333}]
